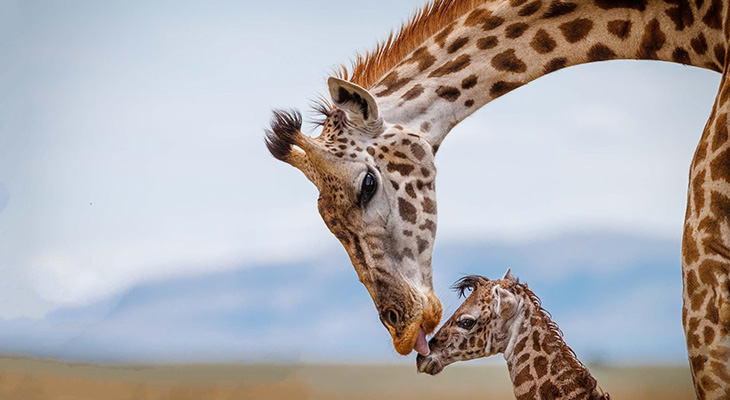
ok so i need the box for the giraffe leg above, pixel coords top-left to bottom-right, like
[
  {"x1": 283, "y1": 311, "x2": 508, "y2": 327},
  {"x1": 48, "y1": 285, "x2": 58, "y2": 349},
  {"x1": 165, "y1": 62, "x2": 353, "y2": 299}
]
[{"x1": 683, "y1": 78, "x2": 730, "y2": 400}]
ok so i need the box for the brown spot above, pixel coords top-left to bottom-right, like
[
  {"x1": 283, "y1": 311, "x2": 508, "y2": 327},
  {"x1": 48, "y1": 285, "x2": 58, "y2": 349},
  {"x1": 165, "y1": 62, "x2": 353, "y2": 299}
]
[
  {"x1": 476, "y1": 36, "x2": 499, "y2": 50},
  {"x1": 594, "y1": 0, "x2": 646, "y2": 10},
  {"x1": 710, "y1": 148, "x2": 730, "y2": 182},
  {"x1": 514, "y1": 336, "x2": 528, "y2": 355},
  {"x1": 686, "y1": 269, "x2": 700, "y2": 299},
  {"x1": 713, "y1": 114, "x2": 729, "y2": 151},
  {"x1": 398, "y1": 197, "x2": 417, "y2": 224},
  {"x1": 429, "y1": 54, "x2": 471, "y2": 77},
  {"x1": 420, "y1": 167, "x2": 430, "y2": 177},
  {"x1": 704, "y1": 326, "x2": 716, "y2": 344},
  {"x1": 673, "y1": 47, "x2": 692, "y2": 64},
  {"x1": 510, "y1": 0, "x2": 528, "y2": 5},
  {"x1": 387, "y1": 162, "x2": 414, "y2": 176},
  {"x1": 542, "y1": 1, "x2": 578, "y2": 18},
  {"x1": 690, "y1": 354, "x2": 708, "y2": 374},
  {"x1": 436, "y1": 86, "x2": 461, "y2": 102},
  {"x1": 506, "y1": 22, "x2": 529, "y2": 38},
  {"x1": 519, "y1": 0, "x2": 543, "y2": 16},
  {"x1": 513, "y1": 365, "x2": 532, "y2": 387},
  {"x1": 405, "y1": 183, "x2": 416, "y2": 198},
  {"x1": 401, "y1": 84, "x2": 425, "y2": 101},
  {"x1": 417, "y1": 237, "x2": 429, "y2": 253},
  {"x1": 531, "y1": 331, "x2": 542, "y2": 352},
  {"x1": 714, "y1": 44, "x2": 726, "y2": 66},
  {"x1": 410, "y1": 143, "x2": 426, "y2": 160},
  {"x1": 447, "y1": 37, "x2": 469, "y2": 54},
  {"x1": 422, "y1": 198, "x2": 437, "y2": 214},
  {"x1": 533, "y1": 356, "x2": 548, "y2": 379},
  {"x1": 711, "y1": 346, "x2": 730, "y2": 361},
  {"x1": 490, "y1": 81, "x2": 522, "y2": 98},
  {"x1": 543, "y1": 57, "x2": 568, "y2": 73},
  {"x1": 465, "y1": 9, "x2": 505, "y2": 31},
  {"x1": 607, "y1": 19, "x2": 632, "y2": 39},
  {"x1": 691, "y1": 171, "x2": 706, "y2": 217},
  {"x1": 404, "y1": 47, "x2": 437, "y2": 72},
  {"x1": 434, "y1": 23, "x2": 456, "y2": 47},
  {"x1": 539, "y1": 381, "x2": 561, "y2": 398},
  {"x1": 461, "y1": 75, "x2": 478, "y2": 89},
  {"x1": 464, "y1": 99, "x2": 475, "y2": 107},
  {"x1": 419, "y1": 219, "x2": 436, "y2": 234},
  {"x1": 588, "y1": 43, "x2": 617, "y2": 61},
  {"x1": 390, "y1": 180, "x2": 400, "y2": 191},
  {"x1": 376, "y1": 71, "x2": 411, "y2": 97},
  {"x1": 558, "y1": 18, "x2": 593, "y2": 43},
  {"x1": 637, "y1": 19, "x2": 666, "y2": 59},
  {"x1": 366, "y1": 147, "x2": 375, "y2": 156},
  {"x1": 711, "y1": 361, "x2": 730, "y2": 382},
  {"x1": 700, "y1": 375, "x2": 721, "y2": 391},
  {"x1": 491, "y1": 49, "x2": 527, "y2": 73},
  {"x1": 703, "y1": 0, "x2": 722, "y2": 29},
  {"x1": 665, "y1": 0, "x2": 695, "y2": 30},
  {"x1": 531, "y1": 29, "x2": 556, "y2": 54},
  {"x1": 691, "y1": 33, "x2": 708, "y2": 55},
  {"x1": 699, "y1": 258, "x2": 727, "y2": 289},
  {"x1": 420, "y1": 122, "x2": 431, "y2": 133},
  {"x1": 393, "y1": 151, "x2": 408, "y2": 159}
]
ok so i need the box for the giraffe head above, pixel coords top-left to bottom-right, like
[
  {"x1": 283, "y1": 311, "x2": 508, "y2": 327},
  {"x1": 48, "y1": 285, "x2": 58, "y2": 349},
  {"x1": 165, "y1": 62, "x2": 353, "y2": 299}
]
[
  {"x1": 265, "y1": 77, "x2": 442, "y2": 355},
  {"x1": 417, "y1": 269, "x2": 522, "y2": 374}
]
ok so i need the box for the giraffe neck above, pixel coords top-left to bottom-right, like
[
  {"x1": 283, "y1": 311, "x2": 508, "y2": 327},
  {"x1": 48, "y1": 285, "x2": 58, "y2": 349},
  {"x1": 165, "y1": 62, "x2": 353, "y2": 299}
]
[
  {"x1": 370, "y1": 0, "x2": 726, "y2": 147},
  {"x1": 504, "y1": 299, "x2": 604, "y2": 400}
]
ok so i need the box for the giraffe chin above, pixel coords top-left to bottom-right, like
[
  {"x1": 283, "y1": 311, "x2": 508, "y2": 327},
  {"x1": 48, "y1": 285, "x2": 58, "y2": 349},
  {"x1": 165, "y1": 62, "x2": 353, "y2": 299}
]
[
  {"x1": 393, "y1": 324, "x2": 428, "y2": 356},
  {"x1": 392, "y1": 292, "x2": 442, "y2": 356}
]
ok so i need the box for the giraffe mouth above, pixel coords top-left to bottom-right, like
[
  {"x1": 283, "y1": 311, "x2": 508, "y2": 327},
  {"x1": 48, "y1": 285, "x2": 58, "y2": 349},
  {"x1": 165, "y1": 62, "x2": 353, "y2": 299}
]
[
  {"x1": 414, "y1": 327, "x2": 430, "y2": 356},
  {"x1": 416, "y1": 353, "x2": 443, "y2": 375}
]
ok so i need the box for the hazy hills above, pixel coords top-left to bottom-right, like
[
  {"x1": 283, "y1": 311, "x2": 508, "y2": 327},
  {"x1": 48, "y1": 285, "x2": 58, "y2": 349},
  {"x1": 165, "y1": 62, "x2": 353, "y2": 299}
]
[{"x1": 0, "y1": 231, "x2": 686, "y2": 365}]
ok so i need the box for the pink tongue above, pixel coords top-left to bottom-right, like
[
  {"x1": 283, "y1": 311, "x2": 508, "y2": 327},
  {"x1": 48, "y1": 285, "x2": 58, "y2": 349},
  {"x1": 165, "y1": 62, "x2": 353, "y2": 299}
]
[{"x1": 414, "y1": 328, "x2": 430, "y2": 356}]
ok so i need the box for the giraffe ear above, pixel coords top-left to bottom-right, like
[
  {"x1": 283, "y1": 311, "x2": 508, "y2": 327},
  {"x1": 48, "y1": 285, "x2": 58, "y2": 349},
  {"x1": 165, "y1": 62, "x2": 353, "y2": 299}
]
[
  {"x1": 327, "y1": 77, "x2": 380, "y2": 124},
  {"x1": 493, "y1": 286, "x2": 519, "y2": 319},
  {"x1": 502, "y1": 268, "x2": 519, "y2": 284}
]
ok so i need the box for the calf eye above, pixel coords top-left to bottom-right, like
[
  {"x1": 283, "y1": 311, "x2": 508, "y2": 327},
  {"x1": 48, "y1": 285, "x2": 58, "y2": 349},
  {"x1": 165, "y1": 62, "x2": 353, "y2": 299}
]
[
  {"x1": 456, "y1": 316, "x2": 476, "y2": 330},
  {"x1": 360, "y1": 172, "x2": 377, "y2": 206}
]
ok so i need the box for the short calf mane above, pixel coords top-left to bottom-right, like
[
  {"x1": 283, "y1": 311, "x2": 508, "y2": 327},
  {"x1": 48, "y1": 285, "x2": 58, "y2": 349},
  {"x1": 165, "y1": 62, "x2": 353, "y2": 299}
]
[
  {"x1": 337, "y1": 0, "x2": 484, "y2": 89},
  {"x1": 521, "y1": 285, "x2": 596, "y2": 386}
]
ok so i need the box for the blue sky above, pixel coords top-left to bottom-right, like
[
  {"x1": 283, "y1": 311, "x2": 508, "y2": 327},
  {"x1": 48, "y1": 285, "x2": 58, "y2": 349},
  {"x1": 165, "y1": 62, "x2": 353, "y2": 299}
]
[{"x1": 0, "y1": 0, "x2": 722, "y2": 364}]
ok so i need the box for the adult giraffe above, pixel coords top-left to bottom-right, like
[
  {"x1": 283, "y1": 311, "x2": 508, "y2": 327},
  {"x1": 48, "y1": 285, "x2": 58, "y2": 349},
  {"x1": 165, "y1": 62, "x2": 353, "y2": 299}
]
[{"x1": 265, "y1": 1, "x2": 730, "y2": 397}]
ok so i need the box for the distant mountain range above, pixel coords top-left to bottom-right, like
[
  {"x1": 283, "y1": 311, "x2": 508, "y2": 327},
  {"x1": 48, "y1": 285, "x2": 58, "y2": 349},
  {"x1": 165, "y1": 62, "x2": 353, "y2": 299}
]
[{"x1": 0, "y1": 231, "x2": 688, "y2": 365}]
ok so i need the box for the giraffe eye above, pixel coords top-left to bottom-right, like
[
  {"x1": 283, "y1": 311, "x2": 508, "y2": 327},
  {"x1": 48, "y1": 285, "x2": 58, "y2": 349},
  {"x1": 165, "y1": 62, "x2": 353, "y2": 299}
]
[
  {"x1": 456, "y1": 316, "x2": 476, "y2": 330},
  {"x1": 360, "y1": 172, "x2": 377, "y2": 206},
  {"x1": 382, "y1": 309, "x2": 400, "y2": 328}
]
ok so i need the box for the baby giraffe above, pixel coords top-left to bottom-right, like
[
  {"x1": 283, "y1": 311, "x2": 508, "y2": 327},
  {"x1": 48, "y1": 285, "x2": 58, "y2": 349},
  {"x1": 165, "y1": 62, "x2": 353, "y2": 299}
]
[{"x1": 417, "y1": 270, "x2": 609, "y2": 400}]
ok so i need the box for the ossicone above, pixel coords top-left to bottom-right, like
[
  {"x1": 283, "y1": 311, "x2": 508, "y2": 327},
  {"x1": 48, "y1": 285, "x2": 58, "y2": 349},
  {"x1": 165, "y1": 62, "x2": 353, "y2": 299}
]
[
  {"x1": 265, "y1": 109, "x2": 304, "y2": 162},
  {"x1": 452, "y1": 275, "x2": 490, "y2": 298}
]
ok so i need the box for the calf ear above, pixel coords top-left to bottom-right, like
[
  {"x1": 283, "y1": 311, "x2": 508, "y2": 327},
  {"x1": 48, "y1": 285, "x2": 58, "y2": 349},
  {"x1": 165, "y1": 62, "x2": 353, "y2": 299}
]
[
  {"x1": 328, "y1": 77, "x2": 380, "y2": 124},
  {"x1": 493, "y1": 286, "x2": 519, "y2": 319}
]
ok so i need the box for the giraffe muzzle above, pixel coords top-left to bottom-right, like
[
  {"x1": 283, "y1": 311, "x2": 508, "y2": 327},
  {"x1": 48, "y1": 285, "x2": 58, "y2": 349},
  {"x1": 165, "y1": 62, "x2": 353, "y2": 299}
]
[{"x1": 416, "y1": 353, "x2": 443, "y2": 375}]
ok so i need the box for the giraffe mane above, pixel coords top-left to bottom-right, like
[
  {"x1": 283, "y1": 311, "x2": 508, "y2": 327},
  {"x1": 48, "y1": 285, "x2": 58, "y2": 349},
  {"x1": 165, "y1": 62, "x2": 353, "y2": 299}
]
[
  {"x1": 336, "y1": 0, "x2": 483, "y2": 89},
  {"x1": 520, "y1": 284, "x2": 598, "y2": 390}
]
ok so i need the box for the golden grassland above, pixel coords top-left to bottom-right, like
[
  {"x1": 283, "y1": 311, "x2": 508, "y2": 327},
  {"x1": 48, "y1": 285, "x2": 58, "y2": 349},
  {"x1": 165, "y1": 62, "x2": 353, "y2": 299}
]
[{"x1": 0, "y1": 356, "x2": 695, "y2": 400}]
